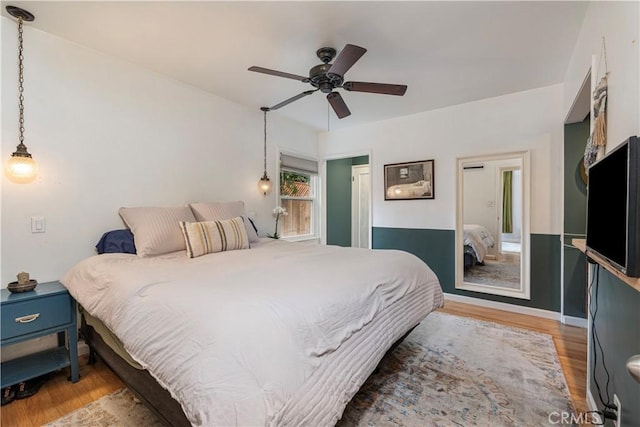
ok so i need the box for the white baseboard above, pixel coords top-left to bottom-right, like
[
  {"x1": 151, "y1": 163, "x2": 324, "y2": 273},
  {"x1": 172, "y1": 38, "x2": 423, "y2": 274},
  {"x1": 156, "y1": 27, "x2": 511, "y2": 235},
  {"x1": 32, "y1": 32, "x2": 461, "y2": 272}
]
[
  {"x1": 562, "y1": 315, "x2": 588, "y2": 329},
  {"x1": 444, "y1": 293, "x2": 561, "y2": 321},
  {"x1": 586, "y1": 387, "x2": 598, "y2": 412},
  {"x1": 444, "y1": 294, "x2": 589, "y2": 328}
]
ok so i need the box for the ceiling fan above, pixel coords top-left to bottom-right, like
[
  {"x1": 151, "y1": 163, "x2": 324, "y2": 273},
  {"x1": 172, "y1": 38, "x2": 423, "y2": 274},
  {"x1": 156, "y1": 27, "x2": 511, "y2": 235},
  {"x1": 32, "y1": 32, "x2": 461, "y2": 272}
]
[{"x1": 248, "y1": 44, "x2": 407, "y2": 119}]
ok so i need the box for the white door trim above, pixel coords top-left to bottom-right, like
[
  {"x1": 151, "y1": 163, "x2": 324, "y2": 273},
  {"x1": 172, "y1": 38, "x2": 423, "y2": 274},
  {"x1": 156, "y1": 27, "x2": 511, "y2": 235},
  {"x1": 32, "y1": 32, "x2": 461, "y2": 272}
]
[{"x1": 351, "y1": 165, "x2": 370, "y2": 248}]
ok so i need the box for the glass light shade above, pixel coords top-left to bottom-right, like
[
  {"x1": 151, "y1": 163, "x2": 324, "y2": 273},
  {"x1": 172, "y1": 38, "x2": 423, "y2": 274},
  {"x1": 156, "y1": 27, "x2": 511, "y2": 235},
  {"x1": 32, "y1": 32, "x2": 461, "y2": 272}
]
[
  {"x1": 5, "y1": 154, "x2": 37, "y2": 183},
  {"x1": 258, "y1": 175, "x2": 272, "y2": 195}
]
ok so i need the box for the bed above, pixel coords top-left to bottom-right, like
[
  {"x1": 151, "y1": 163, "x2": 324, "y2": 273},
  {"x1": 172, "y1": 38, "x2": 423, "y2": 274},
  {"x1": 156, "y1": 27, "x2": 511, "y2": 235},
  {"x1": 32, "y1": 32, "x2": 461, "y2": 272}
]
[
  {"x1": 463, "y1": 223, "x2": 495, "y2": 269},
  {"x1": 386, "y1": 180, "x2": 431, "y2": 199},
  {"x1": 62, "y1": 232, "x2": 443, "y2": 426}
]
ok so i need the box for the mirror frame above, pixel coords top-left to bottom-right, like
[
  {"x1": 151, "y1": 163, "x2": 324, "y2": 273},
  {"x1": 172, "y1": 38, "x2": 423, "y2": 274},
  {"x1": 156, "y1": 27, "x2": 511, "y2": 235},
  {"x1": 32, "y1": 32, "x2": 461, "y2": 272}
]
[{"x1": 455, "y1": 151, "x2": 531, "y2": 299}]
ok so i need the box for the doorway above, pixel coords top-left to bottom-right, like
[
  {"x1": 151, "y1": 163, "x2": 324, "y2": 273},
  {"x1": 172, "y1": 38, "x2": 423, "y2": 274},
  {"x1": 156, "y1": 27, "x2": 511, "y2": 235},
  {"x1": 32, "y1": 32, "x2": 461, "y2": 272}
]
[
  {"x1": 498, "y1": 166, "x2": 522, "y2": 264},
  {"x1": 326, "y1": 155, "x2": 370, "y2": 247},
  {"x1": 562, "y1": 119, "x2": 588, "y2": 320}
]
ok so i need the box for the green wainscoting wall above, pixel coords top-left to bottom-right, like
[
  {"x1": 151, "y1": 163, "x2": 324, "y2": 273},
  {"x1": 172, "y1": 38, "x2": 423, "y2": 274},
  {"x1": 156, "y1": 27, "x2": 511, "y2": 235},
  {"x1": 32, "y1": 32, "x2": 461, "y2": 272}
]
[
  {"x1": 372, "y1": 227, "x2": 456, "y2": 287},
  {"x1": 589, "y1": 268, "x2": 640, "y2": 426},
  {"x1": 563, "y1": 118, "x2": 589, "y2": 318},
  {"x1": 326, "y1": 156, "x2": 369, "y2": 247},
  {"x1": 563, "y1": 249, "x2": 587, "y2": 317},
  {"x1": 372, "y1": 227, "x2": 561, "y2": 312}
]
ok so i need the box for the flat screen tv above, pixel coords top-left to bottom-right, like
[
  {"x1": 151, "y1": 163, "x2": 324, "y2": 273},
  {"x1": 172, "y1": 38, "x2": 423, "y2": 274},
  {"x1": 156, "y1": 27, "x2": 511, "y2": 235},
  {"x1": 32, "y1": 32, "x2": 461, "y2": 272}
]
[{"x1": 586, "y1": 135, "x2": 639, "y2": 277}]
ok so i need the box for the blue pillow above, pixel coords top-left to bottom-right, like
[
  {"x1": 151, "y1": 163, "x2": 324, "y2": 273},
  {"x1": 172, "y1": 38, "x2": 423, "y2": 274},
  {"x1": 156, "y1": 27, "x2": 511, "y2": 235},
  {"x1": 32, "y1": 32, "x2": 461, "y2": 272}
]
[{"x1": 96, "y1": 229, "x2": 136, "y2": 254}]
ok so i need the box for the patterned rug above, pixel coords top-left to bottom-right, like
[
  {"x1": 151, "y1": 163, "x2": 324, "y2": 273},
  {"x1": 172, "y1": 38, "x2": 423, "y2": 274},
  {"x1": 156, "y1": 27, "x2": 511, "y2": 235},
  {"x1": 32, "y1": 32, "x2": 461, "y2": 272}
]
[
  {"x1": 45, "y1": 312, "x2": 574, "y2": 427},
  {"x1": 464, "y1": 259, "x2": 521, "y2": 289},
  {"x1": 42, "y1": 388, "x2": 163, "y2": 427},
  {"x1": 339, "y1": 312, "x2": 574, "y2": 426}
]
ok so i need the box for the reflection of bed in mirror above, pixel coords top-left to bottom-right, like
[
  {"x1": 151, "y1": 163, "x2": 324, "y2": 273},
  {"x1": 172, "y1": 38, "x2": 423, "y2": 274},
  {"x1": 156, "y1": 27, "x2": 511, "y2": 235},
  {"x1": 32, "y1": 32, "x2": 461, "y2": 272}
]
[{"x1": 463, "y1": 224, "x2": 495, "y2": 269}]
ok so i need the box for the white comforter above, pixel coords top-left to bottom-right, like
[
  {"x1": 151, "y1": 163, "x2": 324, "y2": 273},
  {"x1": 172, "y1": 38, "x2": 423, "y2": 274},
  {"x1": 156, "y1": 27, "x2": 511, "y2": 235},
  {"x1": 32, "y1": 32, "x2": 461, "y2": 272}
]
[
  {"x1": 62, "y1": 239, "x2": 443, "y2": 426},
  {"x1": 463, "y1": 223, "x2": 495, "y2": 262}
]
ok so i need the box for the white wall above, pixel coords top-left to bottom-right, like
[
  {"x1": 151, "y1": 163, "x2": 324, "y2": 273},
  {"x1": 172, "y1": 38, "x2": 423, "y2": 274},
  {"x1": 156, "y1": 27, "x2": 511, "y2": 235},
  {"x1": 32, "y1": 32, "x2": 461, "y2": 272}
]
[
  {"x1": 462, "y1": 165, "x2": 498, "y2": 234},
  {"x1": 563, "y1": 1, "x2": 639, "y2": 149},
  {"x1": 1, "y1": 20, "x2": 318, "y2": 285},
  {"x1": 319, "y1": 84, "x2": 564, "y2": 236}
]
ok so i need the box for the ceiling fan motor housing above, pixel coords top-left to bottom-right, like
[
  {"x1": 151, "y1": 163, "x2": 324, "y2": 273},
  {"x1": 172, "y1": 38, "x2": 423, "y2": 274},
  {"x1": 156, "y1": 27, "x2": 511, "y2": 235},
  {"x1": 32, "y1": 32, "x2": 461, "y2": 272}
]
[
  {"x1": 308, "y1": 47, "x2": 342, "y2": 93},
  {"x1": 309, "y1": 63, "x2": 343, "y2": 93}
]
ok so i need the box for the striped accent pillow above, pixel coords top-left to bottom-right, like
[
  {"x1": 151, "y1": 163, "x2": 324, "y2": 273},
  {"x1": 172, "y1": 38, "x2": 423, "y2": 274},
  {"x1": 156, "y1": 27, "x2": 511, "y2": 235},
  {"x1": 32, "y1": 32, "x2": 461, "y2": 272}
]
[{"x1": 179, "y1": 217, "x2": 250, "y2": 258}]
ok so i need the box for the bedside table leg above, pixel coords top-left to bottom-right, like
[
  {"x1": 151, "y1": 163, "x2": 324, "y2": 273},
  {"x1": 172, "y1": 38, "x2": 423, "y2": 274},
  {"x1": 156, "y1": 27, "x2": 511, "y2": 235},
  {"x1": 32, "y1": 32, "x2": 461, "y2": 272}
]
[{"x1": 68, "y1": 325, "x2": 79, "y2": 383}]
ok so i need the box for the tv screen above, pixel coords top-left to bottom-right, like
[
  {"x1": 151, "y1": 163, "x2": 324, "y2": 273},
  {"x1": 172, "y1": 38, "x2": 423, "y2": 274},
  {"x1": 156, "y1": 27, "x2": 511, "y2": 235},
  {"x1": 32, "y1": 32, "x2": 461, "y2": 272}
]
[{"x1": 586, "y1": 136, "x2": 639, "y2": 277}]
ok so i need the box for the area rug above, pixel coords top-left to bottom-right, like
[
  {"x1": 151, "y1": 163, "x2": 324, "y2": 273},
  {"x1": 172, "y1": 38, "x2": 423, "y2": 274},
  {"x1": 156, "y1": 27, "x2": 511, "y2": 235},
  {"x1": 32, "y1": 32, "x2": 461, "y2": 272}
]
[
  {"x1": 338, "y1": 312, "x2": 575, "y2": 426},
  {"x1": 44, "y1": 312, "x2": 574, "y2": 427},
  {"x1": 464, "y1": 259, "x2": 520, "y2": 289},
  {"x1": 42, "y1": 388, "x2": 163, "y2": 427}
]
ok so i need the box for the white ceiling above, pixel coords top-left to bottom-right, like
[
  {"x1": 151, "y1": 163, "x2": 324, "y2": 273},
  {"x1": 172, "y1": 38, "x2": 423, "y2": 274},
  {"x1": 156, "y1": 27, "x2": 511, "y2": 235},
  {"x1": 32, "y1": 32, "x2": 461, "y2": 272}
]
[{"x1": 3, "y1": 1, "x2": 588, "y2": 131}]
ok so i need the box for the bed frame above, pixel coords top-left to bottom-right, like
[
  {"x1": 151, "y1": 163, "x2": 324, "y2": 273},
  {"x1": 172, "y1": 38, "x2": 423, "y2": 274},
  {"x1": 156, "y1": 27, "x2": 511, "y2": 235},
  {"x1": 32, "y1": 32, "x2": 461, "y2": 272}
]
[
  {"x1": 464, "y1": 245, "x2": 478, "y2": 270},
  {"x1": 80, "y1": 315, "x2": 191, "y2": 427}
]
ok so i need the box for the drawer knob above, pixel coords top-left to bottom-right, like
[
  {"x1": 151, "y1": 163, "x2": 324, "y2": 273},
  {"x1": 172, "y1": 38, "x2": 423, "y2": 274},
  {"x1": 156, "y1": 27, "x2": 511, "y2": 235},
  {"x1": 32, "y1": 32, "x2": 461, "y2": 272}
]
[{"x1": 15, "y1": 313, "x2": 40, "y2": 323}]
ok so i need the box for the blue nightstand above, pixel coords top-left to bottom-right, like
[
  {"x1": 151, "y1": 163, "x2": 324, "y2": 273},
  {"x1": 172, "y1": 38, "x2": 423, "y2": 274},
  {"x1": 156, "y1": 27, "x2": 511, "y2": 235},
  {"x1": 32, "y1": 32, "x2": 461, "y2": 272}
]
[{"x1": 1, "y1": 281, "x2": 79, "y2": 388}]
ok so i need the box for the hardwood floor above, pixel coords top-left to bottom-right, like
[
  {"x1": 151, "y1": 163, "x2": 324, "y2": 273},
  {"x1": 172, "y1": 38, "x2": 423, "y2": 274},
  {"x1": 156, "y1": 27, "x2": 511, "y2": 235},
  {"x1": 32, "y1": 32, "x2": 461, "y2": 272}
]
[
  {"x1": 0, "y1": 355, "x2": 124, "y2": 427},
  {"x1": 0, "y1": 301, "x2": 587, "y2": 426}
]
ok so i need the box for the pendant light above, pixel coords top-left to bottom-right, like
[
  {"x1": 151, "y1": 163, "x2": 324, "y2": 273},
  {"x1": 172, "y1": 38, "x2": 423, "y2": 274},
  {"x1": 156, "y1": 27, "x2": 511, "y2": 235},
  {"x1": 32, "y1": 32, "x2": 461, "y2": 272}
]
[
  {"x1": 257, "y1": 107, "x2": 273, "y2": 195},
  {"x1": 5, "y1": 6, "x2": 37, "y2": 184}
]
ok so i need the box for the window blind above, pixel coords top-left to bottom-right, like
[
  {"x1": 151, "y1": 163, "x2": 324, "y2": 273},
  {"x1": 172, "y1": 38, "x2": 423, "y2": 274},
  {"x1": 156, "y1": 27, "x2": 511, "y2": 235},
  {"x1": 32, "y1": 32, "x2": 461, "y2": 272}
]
[{"x1": 280, "y1": 153, "x2": 318, "y2": 174}]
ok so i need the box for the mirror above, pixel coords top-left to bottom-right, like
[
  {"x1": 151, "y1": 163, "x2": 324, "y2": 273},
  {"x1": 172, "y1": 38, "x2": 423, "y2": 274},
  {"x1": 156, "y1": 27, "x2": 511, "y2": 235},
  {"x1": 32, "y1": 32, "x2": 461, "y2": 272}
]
[{"x1": 455, "y1": 151, "x2": 530, "y2": 299}]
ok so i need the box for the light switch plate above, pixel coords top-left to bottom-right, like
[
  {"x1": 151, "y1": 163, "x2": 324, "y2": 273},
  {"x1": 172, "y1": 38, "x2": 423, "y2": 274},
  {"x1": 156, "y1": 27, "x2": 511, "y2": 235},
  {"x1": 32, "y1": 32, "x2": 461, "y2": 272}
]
[{"x1": 31, "y1": 216, "x2": 45, "y2": 233}]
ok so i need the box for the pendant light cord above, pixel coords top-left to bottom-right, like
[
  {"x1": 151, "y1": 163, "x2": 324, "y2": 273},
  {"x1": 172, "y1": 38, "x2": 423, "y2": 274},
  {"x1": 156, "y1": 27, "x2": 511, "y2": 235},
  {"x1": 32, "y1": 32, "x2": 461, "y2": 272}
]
[
  {"x1": 17, "y1": 17, "x2": 26, "y2": 148},
  {"x1": 263, "y1": 109, "x2": 267, "y2": 174},
  {"x1": 327, "y1": 102, "x2": 330, "y2": 132}
]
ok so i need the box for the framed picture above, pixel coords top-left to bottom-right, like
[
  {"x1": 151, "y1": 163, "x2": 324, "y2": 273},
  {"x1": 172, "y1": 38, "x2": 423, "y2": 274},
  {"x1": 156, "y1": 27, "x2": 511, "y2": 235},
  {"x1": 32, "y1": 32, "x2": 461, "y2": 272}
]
[{"x1": 384, "y1": 159, "x2": 435, "y2": 200}]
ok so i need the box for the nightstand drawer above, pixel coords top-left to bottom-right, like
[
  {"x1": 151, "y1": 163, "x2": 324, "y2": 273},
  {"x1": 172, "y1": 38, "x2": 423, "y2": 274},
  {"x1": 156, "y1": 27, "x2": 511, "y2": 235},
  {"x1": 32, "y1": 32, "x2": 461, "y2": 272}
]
[{"x1": 1, "y1": 294, "x2": 72, "y2": 341}]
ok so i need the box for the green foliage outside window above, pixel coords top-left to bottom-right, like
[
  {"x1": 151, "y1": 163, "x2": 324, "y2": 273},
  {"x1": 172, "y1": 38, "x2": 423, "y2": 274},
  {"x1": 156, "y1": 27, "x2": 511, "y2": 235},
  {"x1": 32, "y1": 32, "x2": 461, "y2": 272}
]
[{"x1": 280, "y1": 171, "x2": 310, "y2": 196}]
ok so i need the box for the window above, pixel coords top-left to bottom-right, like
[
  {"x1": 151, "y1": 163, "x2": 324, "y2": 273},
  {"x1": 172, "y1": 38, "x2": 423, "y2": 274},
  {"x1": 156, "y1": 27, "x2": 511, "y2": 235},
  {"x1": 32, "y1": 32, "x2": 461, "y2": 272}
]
[{"x1": 279, "y1": 153, "x2": 319, "y2": 239}]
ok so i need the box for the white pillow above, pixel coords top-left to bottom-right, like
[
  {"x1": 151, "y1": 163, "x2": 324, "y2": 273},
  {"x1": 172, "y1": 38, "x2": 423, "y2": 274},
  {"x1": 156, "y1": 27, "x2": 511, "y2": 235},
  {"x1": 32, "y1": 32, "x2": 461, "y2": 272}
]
[
  {"x1": 119, "y1": 206, "x2": 196, "y2": 257},
  {"x1": 179, "y1": 217, "x2": 250, "y2": 258},
  {"x1": 189, "y1": 201, "x2": 259, "y2": 242}
]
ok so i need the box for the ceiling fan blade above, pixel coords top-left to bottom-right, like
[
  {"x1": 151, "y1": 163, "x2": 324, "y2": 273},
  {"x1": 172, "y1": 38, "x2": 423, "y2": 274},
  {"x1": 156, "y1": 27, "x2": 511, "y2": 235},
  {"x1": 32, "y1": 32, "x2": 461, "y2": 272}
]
[
  {"x1": 327, "y1": 92, "x2": 351, "y2": 119},
  {"x1": 248, "y1": 66, "x2": 310, "y2": 82},
  {"x1": 343, "y1": 81, "x2": 407, "y2": 96},
  {"x1": 327, "y1": 44, "x2": 367, "y2": 77},
  {"x1": 269, "y1": 90, "x2": 317, "y2": 110}
]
